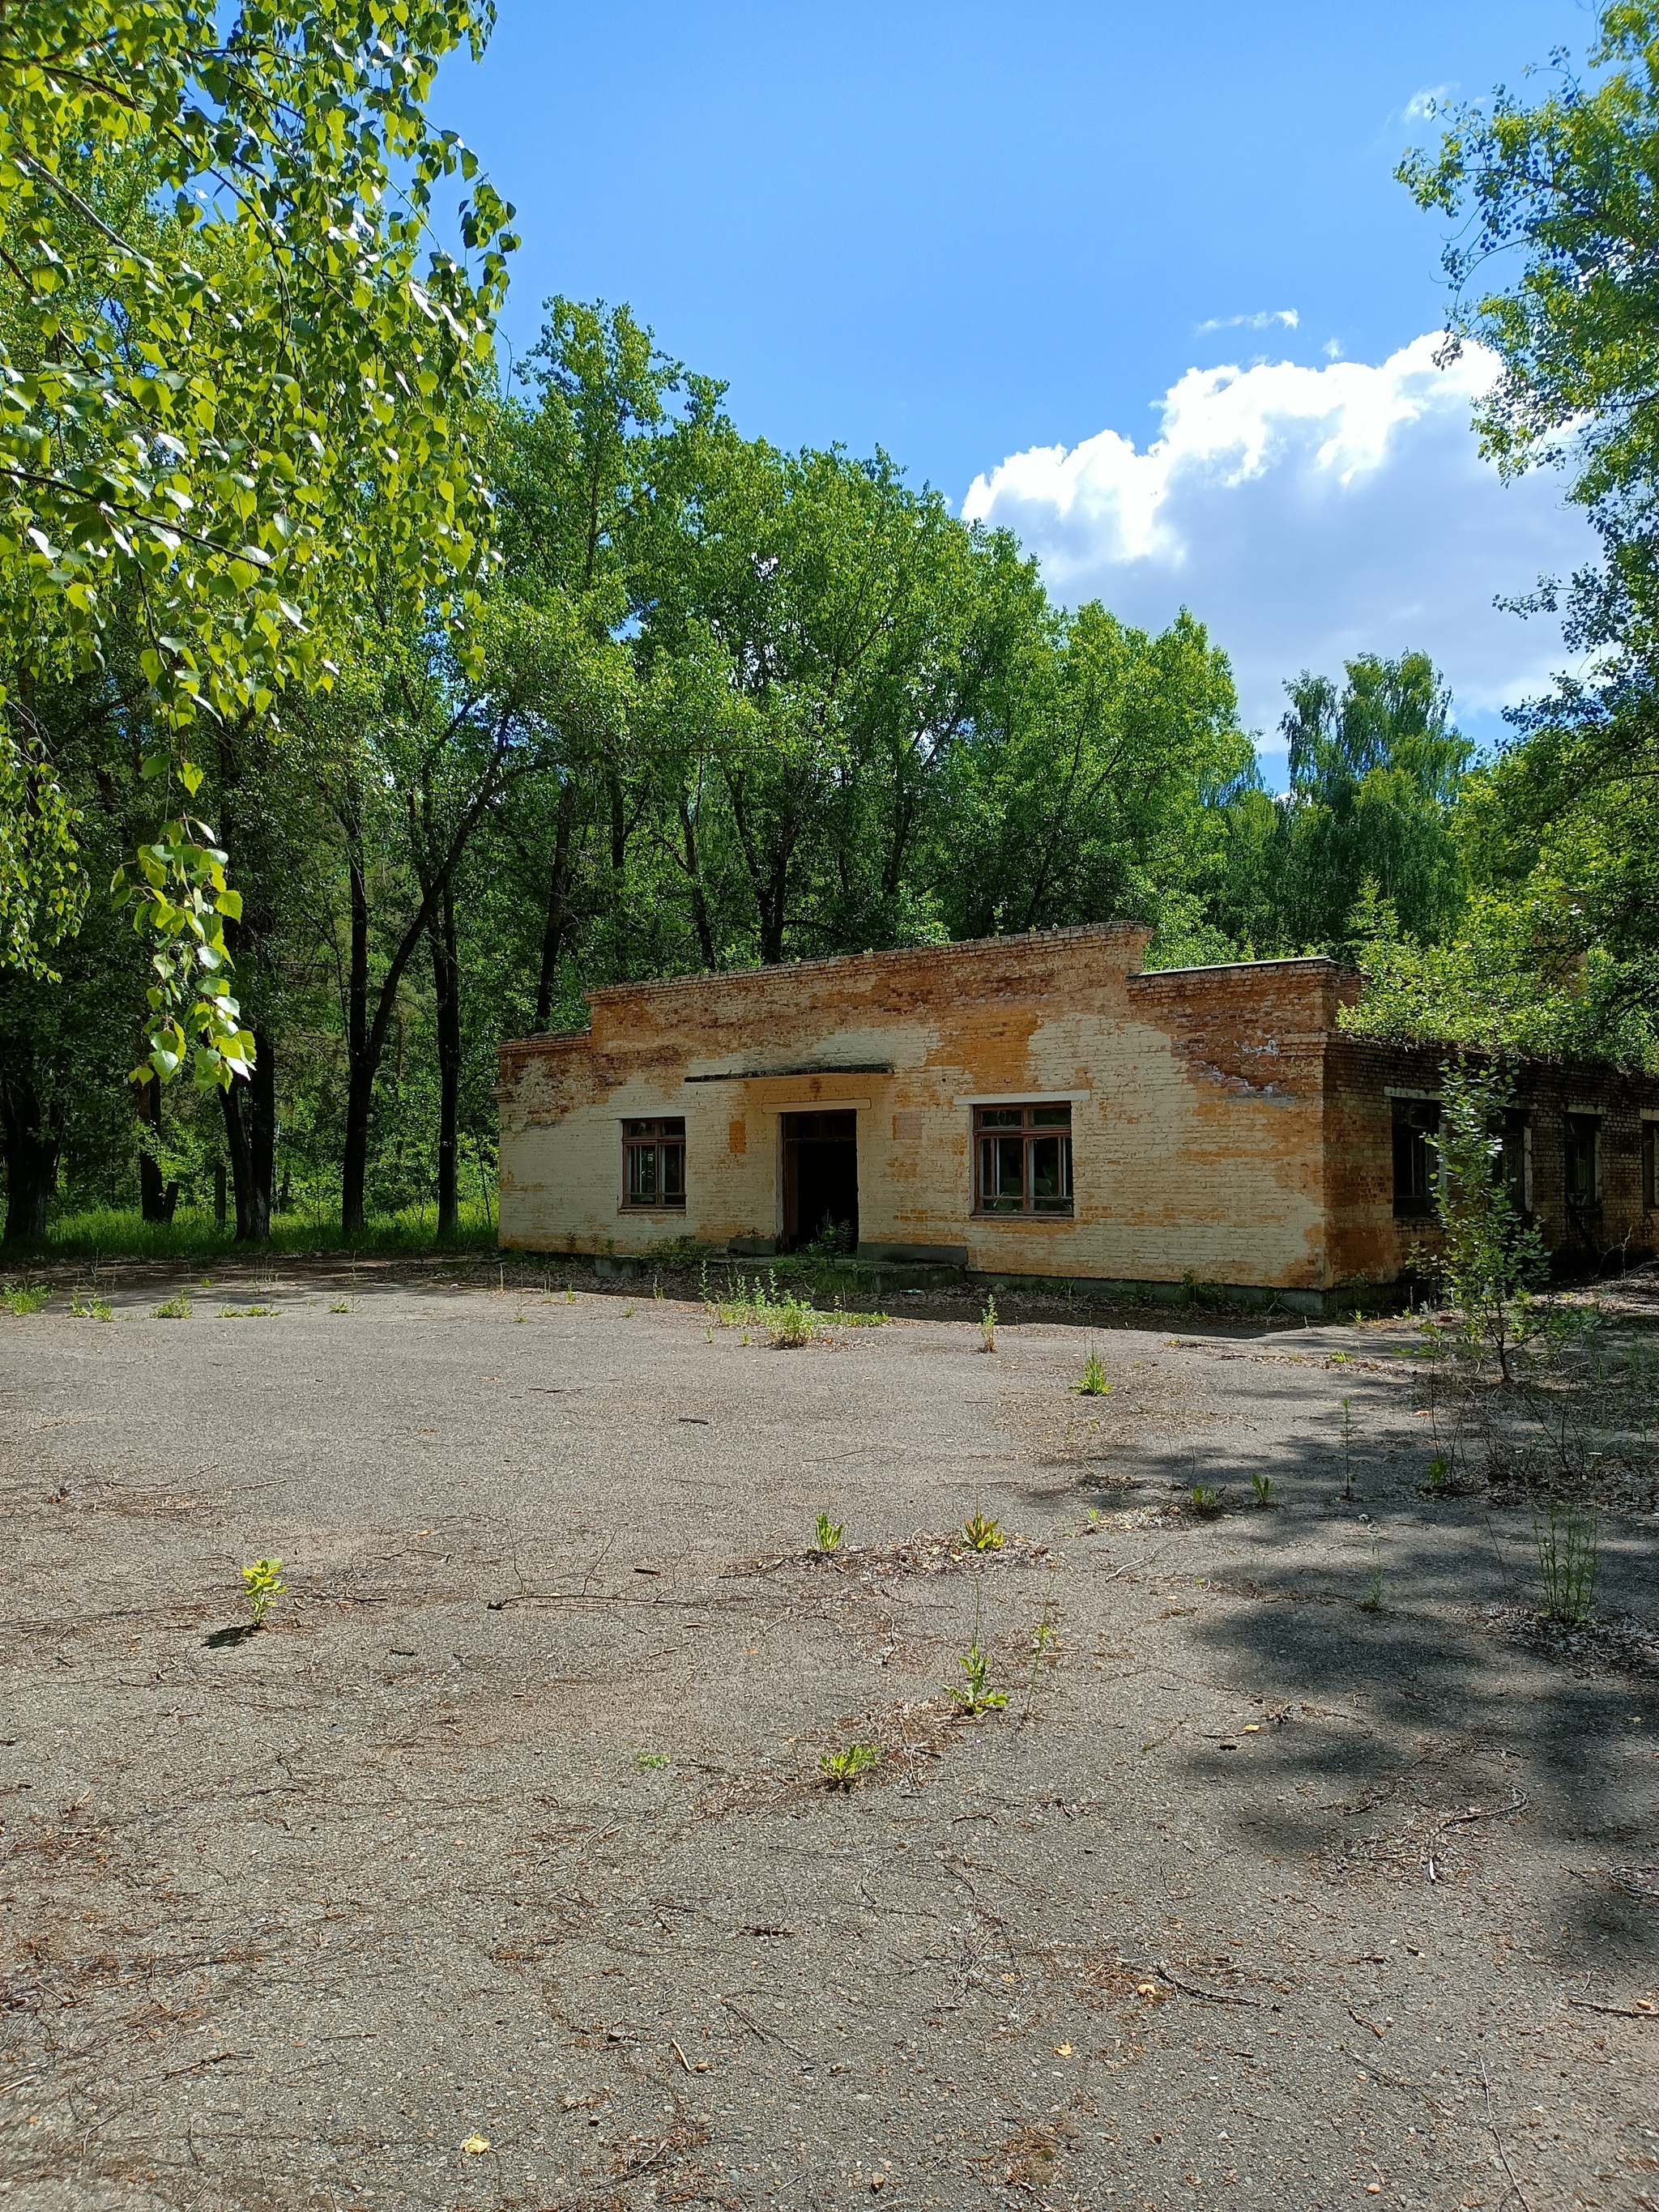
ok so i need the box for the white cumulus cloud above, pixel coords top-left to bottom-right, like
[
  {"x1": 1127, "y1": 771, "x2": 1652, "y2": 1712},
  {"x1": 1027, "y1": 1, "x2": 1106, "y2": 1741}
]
[
  {"x1": 1196, "y1": 307, "x2": 1299, "y2": 334},
  {"x1": 961, "y1": 334, "x2": 1597, "y2": 757}
]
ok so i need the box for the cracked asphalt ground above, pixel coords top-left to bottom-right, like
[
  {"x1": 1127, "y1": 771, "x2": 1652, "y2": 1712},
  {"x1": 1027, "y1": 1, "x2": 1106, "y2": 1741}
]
[{"x1": 2, "y1": 1265, "x2": 1657, "y2": 2212}]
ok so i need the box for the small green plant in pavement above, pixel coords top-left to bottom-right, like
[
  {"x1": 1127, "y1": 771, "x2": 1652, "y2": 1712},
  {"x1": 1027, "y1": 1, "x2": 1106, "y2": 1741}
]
[
  {"x1": 1250, "y1": 1472, "x2": 1277, "y2": 1507},
  {"x1": 153, "y1": 1290, "x2": 192, "y2": 1319},
  {"x1": 241, "y1": 1558, "x2": 286, "y2": 1626},
  {"x1": 948, "y1": 1642, "x2": 1009, "y2": 1713},
  {"x1": 4, "y1": 1283, "x2": 49, "y2": 1315},
  {"x1": 1189, "y1": 1485, "x2": 1224, "y2": 1516},
  {"x1": 821, "y1": 1743, "x2": 881, "y2": 1789},
  {"x1": 634, "y1": 1751, "x2": 671, "y2": 1771},
  {"x1": 962, "y1": 1510, "x2": 1004, "y2": 1553},
  {"x1": 1073, "y1": 1349, "x2": 1112, "y2": 1396},
  {"x1": 813, "y1": 1513, "x2": 843, "y2": 1555},
  {"x1": 1361, "y1": 1536, "x2": 1386, "y2": 1613},
  {"x1": 979, "y1": 1294, "x2": 998, "y2": 1352}
]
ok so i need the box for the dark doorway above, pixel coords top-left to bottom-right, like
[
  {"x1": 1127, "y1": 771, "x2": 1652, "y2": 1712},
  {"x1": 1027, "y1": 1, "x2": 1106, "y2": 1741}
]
[{"x1": 782, "y1": 1110, "x2": 858, "y2": 1251}]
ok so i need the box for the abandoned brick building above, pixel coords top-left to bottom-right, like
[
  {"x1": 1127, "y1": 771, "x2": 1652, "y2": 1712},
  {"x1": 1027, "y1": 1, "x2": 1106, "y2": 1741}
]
[{"x1": 496, "y1": 923, "x2": 1659, "y2": 1306}]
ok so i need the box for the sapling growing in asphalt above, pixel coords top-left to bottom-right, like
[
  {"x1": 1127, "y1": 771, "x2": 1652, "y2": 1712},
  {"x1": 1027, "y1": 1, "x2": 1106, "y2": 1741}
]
[
  {"x1": 979, "y1": 1294, "x2": 998, "y2": 1352},
  {"x1": 241, "y1": 1558, "x2": 286, "y2": 1627}
]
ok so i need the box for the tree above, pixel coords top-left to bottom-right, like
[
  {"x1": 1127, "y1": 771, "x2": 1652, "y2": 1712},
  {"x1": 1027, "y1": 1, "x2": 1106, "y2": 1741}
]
[
  {"x1": 939, "y1": 603, "x2": 1249, "y2": 942},
  {"x1": 0, "y1": 2, "x2": 514, "y2": 1081},
  {"x1": 1394, "y1": 6, "x2": 1659, "y2": 1063},
  {"x1": 1275, "y1": 651, "x2": 1469, "y2": 953}
]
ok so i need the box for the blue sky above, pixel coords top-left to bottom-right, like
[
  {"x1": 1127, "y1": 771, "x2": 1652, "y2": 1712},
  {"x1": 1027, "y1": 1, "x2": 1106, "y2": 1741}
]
[{"x1": 435, "y1": 1, "x2": 1605, "y2": 766}]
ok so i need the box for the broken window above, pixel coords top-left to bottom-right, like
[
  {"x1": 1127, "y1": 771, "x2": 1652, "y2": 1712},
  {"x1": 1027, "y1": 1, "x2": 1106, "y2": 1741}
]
[
  {"x1": 1565, "y1": 1114, "x2": 1601, "y2": 1209},
  {"x1": 621, "y1": 1118, "x2": 685, "y2": 1209},
  {"x1": 1392, "y1": 1098, "x2": 1439, "y2": 1218},
  {"x1": 974, "y1": 1104, "x2": 1073, "y2": 1217}
]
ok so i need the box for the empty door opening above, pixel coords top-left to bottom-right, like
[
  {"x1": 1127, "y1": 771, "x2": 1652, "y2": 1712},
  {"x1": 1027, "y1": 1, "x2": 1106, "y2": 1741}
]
[{"x1": 782, "y1": 1111, "x2": 858, "y2": 1252}]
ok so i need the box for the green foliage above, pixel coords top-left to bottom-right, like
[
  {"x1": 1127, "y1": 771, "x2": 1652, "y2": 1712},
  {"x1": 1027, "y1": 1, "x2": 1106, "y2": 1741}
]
[
  {"x1": 962, "y1": 1510, "x2": 1004, "y2": 1553},
  {"x1": 1188, "y1": 1485, "x2": 1223, "y2": 1516},
  {"x1": 979, "y1": 1294, "x2": 997, "y2": 1352},
  {"x1": 634, "y1": 1750, "x2": 671, "y2": 1771},
  {"x1": 1533, "y1": 1498, "x2": 1599, "y2": 1623},
  {"x1": 820, "y1": 1742, "x2": 881, "y2": 1788},
  {"x1": 1391, "y1": 13, "x2": 1659, "y2": 1064},
  {"x1": 1073, "y1": 1349, "x2": 1112, "y2": 1396},
  {"x1": 1433, "y1": 1065, "x2": 1549, "y2": 1383},
  {"x1": 813, "y1": 1513, "x2": 843, "y2": 1555},
  {"x1": 2, "y1": 1281, "x2": 47, "y2": 1313},
  {"x1": 151, "y1": 1289, "x2": 191, "y2": 1318},
  {"x1": 1250, "y1": 1472, "x2": 1277, "y2": 1507},
  {"x1": 947, "y1": 1642, "x2": 1008, "y2": 1712},
  {"x1": 241, "y1": 1555, "x2": 286, "y2": 1627},
  {"x1": 770, "y1": 1294, "x2": 819, "y2": 1348},
  {"x1": 0, "y1": 1, "x2": 514, "y2": 1079}
]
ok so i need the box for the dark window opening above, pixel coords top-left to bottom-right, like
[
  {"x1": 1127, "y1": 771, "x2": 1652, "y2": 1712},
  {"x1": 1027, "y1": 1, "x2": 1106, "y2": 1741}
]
[
  {"x1": 1496, "y1": 1110, "x2": 1530, "y2": 1216},
  {"x1": 1565, "y1": 1115, "x2": 1601, "y2": 1209},
  {"x1": 622, "y1": 1117, "x2": 685, "y2": 1209},
  {"x1": 1645, "y1": 1123, "x2": 1658, "y2": 1211},
  {"x1": 782, "y1": 1110, "x2": 858, "y2": 1251},
  {"x1": 1392, "y1": 1099, "x2": 1439, "y2": 1218},
  {"x1": 975, "y1": 1103, "x2": 1073, "y2": 1217}
]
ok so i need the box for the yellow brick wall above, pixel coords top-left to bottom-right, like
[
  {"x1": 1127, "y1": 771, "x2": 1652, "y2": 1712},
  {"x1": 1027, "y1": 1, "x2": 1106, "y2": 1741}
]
[{"x1": 497, "y1": 927, "x2": 1341, "y2": 1289}]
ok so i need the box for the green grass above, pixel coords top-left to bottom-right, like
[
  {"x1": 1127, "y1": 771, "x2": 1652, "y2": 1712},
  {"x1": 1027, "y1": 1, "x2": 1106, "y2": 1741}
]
[{"x1": 3, "y1": 1201, "x2": 498, "y2": 1264}]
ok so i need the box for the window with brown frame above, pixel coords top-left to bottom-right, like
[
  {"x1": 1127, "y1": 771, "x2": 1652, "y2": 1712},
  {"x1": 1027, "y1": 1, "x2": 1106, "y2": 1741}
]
[
  {"x1": 621, "y1": 1118, "x2": 685, "y2": 1209},
  {"x1": 974, "y1": 1103, "x2": 1073, "y2": 1216}
]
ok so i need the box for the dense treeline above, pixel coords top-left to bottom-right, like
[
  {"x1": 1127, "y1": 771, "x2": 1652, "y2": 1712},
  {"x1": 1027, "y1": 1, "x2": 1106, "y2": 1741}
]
[
  {"x1": 1, "y1": 4, "x2": 1654, "y2": 1247},
  {"x1": 0, "y1": 300, "x2": 1470, "y2": 1240}
]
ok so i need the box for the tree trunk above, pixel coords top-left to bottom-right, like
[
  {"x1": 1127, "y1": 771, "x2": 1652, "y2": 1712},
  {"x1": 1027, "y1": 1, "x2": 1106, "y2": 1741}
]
[
  {"x1": 219, "y1": 1026, "x2": 275, "y2": 1242},
  {"x1": 679, "y1": 795, "x2": 718, "y2": 970},
  {"x1": 219, "y1": 1076, "x2": 256, "y2": 1238},
  {"x1": 429, "y1": 883, "x2": 461, "y2": 1237},
  {"x1": 137, "y1": 1076, "x2": 168, "y2": 1222},
  {"x1": 249, "y1": 1025, "x2": 275, "y2": 1240},
  {"x1": 534, "y1": 780, "x2": 577, "y2": 1030},
  {"x1": 341, "y1": 841, "x2": 372, "y2": 1234},
  {"x1": 0, "y1": 1066, "x2": 58, "y2": 1245}
]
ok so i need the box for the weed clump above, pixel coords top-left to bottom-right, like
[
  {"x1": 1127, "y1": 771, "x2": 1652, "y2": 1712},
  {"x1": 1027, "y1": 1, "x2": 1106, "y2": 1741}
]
[
  {"x1": 153, "y1": 1290, "x2": 192, "y2": 1319},
  {"x1": 1250, "y1": 1472, "x2": 1277, "y2": 1508},
  {"x1": 813, "y1": 1513, "x2": 843, "y2": 1555},
  {"x1": 4, "y1": 1283, "x2": 49, "y2": 1315},
  {"x1": 948, "y1": 1643, "x2": 1008, "y2": 1713},
  {"x1": 1534, "y1": 1496, "x2": 1599, "y2": 1623},
  {"x1": 821, "y1": 1743, "x2": 881, "y2": 1789},
  {"x1": 1188, "y1": 1485, "x2": 1224, "y2": 1516},
  {"x1": 1073, "y1": 1348, "x2": 1112, "y2": 1396},
  {"x1": 962, "y1": 1510, "x2": 1004, "y2": 1553}
]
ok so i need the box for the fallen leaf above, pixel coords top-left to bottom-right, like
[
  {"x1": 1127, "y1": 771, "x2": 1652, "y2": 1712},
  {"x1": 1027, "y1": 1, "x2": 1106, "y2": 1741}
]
[
  {"x1": 462, "y1": 2135, "x2": 490, "y2": 2154},
  {"x1": 1054, "y1": 2042, "x2": 1073, "y2": 2056},
  {"x1": 1243, "y1": 1724, "x2": 1260, "y2": 1733}
]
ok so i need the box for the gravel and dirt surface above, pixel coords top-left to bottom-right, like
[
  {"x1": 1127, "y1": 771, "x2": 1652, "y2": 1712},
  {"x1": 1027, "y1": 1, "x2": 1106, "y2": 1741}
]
[{"x1": 2, "y1": 1259, "x2": 1657, "y2": 2212}]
